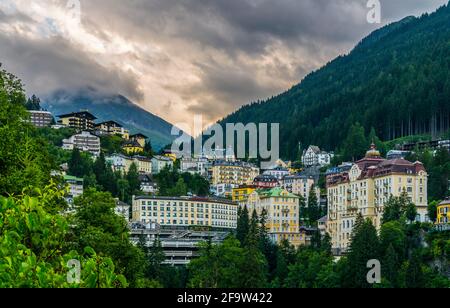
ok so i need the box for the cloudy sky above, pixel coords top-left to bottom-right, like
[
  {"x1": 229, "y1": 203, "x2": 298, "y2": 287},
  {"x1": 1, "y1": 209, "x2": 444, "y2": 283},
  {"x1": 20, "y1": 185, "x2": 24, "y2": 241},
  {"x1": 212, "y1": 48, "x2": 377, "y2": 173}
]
[{"x1": 0, "y1": 0, "x2": 448, "y2": 126}]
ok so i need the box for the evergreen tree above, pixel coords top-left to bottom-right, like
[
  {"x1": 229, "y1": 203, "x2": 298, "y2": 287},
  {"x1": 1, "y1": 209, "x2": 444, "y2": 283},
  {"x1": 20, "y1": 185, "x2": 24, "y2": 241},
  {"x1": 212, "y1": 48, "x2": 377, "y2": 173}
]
[
  {"x1": 236, "y1": 206, "x2": 250, "y2": 245},
  {"x1": 307, "y1": 186, "x2": 320, "y2": 225},
  {"x1": 383, "y1": 244, "x2": 399, "y2": 287},
  {"x1": 345, "y1": 217, "x2": 380, "y2": 288}
]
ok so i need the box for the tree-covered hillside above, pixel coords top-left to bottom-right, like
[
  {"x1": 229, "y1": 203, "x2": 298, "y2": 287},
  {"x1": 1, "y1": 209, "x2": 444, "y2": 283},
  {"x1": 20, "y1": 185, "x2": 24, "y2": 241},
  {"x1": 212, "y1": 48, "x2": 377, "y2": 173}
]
[{"x1": 220, "y1": 3, "x2": 450, "y2": 160}]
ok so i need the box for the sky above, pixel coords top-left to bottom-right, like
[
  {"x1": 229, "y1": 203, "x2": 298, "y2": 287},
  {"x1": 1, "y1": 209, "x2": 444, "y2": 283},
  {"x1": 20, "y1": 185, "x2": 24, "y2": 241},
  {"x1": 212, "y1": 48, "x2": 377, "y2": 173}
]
[{"x1": 0, "y1": 0, "x2": 448, "y2": 126}]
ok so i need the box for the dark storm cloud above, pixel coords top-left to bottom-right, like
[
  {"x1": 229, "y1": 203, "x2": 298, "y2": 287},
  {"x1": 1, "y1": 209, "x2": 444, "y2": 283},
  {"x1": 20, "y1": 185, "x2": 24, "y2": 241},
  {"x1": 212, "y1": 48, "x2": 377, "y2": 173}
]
[
  {"x1": 0, "y1": 0, "x2": 448, "y2": 123},
  {"x1": 0, "y1": 32, "x2": 143, "y2": 102}
]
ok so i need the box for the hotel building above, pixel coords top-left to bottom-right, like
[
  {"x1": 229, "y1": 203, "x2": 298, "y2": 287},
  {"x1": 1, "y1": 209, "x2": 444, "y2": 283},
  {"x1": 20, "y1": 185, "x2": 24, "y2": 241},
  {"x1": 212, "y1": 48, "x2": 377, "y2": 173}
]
[
  {"x1": 132, "y1": 196, "x2": 238, "y2": 230},
  {"x1": 326, "y1": 145, "x2": 428, "y2": 253}
]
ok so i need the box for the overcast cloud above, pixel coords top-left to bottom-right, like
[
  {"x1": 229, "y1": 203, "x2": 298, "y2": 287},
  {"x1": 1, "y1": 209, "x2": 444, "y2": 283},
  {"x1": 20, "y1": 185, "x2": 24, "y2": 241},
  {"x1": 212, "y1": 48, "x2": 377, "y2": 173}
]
[{"x1": 0, "y1": 0, "x2": 447, "y2": 125}]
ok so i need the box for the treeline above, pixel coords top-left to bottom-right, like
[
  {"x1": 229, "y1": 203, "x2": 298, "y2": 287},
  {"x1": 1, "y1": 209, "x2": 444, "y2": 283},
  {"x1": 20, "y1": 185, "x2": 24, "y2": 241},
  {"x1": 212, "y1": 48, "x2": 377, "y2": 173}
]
[{"x1": 219, "y1": 3, "x2": 450, "y2": 160}]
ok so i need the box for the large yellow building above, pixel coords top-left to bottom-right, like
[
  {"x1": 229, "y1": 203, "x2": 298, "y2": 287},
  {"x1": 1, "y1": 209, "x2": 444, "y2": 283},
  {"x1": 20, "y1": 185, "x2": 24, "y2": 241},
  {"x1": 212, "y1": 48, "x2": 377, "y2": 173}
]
[
  {"x1": 211, "y1": 161, "x2": 260, "y2": 186},
  {"x1": 326, "y1": 145, "x2": 428, "y2": 253},
  {"x1": 132, "y1": 196, "x2": 238, "y2": 230},
  {"x1": 437, "y1": 200, "x2": 450, "y2": 225},
  {"x1": 242, "y1": 188, "x2": 303, "y2": 247}
]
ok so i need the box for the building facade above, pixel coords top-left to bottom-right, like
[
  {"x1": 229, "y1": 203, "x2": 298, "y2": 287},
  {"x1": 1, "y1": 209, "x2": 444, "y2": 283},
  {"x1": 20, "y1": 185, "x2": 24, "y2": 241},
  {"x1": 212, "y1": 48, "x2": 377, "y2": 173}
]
[
  {"x1": 132, "y1": 196, "x2": 238, "y2": 230},
  {"x1": 232, "y1": 185, "x2": 257, "y2": 202},
  {"x1": 180, "y1": 157, "x2": 209, "y2": 177},
  {"x1": 211, "y1": 161, "x2": 260, "y2": 186},
  {"x1": 57, "y1": 111, "x2": 97, "y2": 131},
  {"x1": 253, "y1": 174, "x2": 279, "y2": 189},
  {"x1": 115, "y1": 199, "x2": 131, "y2": 222},
  {"x1": 152, "y1": 155, "x2": 174, "y2": 174},
  {"x1": 326, "y1": 145, "x2": 428, "y2": 253},
  {"x1": 242, "y1": 188, "x2": 302, "y2": 247},
  {"x1": 29, "y1": 110, "x2": 53, "y2": 128},
  {"x1": 302, "y1": 145, "x2": 334, "y2": 167},
  {"x1": 95, "y1": 121, "x2": 129, "y2": 139},
  {"x1": 64, "y1": 175, "x2": 84, "y2": 205},
  {"x1": 263, "y1": 167, "x2": 290, "y2": 181},
  {"x1": 437, "y1": 200, "x2": 450, "y2": 225},
  {"x1": 62, "y1": 131, "x2": 101, "y2": 156}
]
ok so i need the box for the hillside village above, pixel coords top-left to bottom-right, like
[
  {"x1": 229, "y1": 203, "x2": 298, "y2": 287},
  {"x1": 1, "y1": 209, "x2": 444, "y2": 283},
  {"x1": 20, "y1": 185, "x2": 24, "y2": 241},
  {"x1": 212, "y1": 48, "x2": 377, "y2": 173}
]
[{"x1": 28, "y1": 107, "x2": 450, "y2": 265}]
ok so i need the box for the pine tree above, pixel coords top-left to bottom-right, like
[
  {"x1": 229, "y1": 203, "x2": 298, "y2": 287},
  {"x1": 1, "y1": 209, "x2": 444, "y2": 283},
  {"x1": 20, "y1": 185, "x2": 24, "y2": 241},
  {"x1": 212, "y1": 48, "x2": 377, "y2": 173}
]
[
  {"x1": 345, "y1": 218, "x2": 380, "y2": 288},
  {"x1": 383, "y1": 244, "x2": 399, "y2": 287},
  {"x1": 236, "y1": 206, "x2": 250, "y2": 245},
  {"x1": 307, "y1": 186, "x2": 320, "y2": 225}
]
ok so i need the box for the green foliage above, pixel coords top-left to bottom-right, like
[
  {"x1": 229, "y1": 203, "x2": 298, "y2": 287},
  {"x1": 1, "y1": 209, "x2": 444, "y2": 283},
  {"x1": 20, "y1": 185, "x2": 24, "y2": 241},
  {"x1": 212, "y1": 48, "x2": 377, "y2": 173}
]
[
  {"x1": 0, "y1": 66, "x2": 53, "y2": 196},
  {"x1": 100, "y1": 135, "x2": 124, "y2": 156},
  {"x1": 154, "y1": 167, "x2": 210, "y2": 197},
  {"x1": 0, "y1": 183, "x2": 126, "y2": 288},
  {"x1": 70, "y1": 189, "x2": 145, "y2": 287},
  {"x1": 382, "y1": 191, "x2": 418, "y2": 224},
  {"x1": 188, "y1": 237, "x2": 267, "y2": 288},
  {"x1": 344, "y1": 216, "x2": 381, "y2": 288}
]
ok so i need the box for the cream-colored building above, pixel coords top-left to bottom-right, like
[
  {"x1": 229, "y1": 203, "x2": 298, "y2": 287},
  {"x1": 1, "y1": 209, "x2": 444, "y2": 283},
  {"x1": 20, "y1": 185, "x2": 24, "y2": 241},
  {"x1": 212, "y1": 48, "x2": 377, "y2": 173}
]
[
  {"x1": 242, "y1": 188, "x2": 303, "y2": 247},
  {"x1": 211, "y1": 161, "x2": 260, "y2": 186},
  {"x1": 326, "y1": 145, "x2": 428, "y2": 253},
  {"x1": 106, "y1": 154, "x2": 152, "y2": 174},
  {"x1": 282, "y1": 175, "x2": 320, "y2": 205},
  {"x1": 95, "y1": 121, "x2": 129, "y2": 139},
  {"x1": 132, "y1": 196, "x2": 238, "y2": 230}
]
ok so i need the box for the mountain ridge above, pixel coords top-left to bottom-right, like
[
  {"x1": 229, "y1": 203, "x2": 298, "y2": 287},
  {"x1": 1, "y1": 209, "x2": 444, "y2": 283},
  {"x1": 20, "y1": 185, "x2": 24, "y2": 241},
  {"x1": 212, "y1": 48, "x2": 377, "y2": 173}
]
[
  {"x1": 43, "y1": 89, "x2": 177, "y2": 150},
  {"x1": 218, "y1": 3, "x2": 450, "y2": 160}
]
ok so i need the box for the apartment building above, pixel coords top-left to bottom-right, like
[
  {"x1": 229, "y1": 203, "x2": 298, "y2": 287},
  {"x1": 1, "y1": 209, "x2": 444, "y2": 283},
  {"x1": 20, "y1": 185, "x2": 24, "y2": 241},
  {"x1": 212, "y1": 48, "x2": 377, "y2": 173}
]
[
  {"x1": 57, "y1": 111, "x2": 97, "y2": 131},
  {"x1": 64, "y1": 175, "x2": 84, "y2": 205},
  {"x1": 302, "y1": 145, "x2": 334, "y2": 167},
  {"x1": 132, "y1": 196, "x2": 238, "y2": 230},
  {"x1": 62, "y1": 131, "x2": 101, "y2": 156},
  {"x1": 29, "y1": 110, "x2": 53, "y2": 128},
  {"x1": 106, "y1": 154, "x2": 152, "y2": 174},
  {"x1": 282, "y1": 174, "x2": 321, "y2": 207},
  {"x1": 326, "y1": 144, "x2": 428, "y2": 253},
  {"x1": 242, "y1": 188, "x2": 302, "y2": 247},
  {"x1": 152, "y1": 155, "x2": 174, "y2": 174},
  {"x1": 253, "y1": 174, "x2": 279, "y2": 189},
  {"x1": 95, "y1": 121, "x2": 129, "y2": 139},
  {"x1": 263, "y1": 167, "x2": 290, "y2": 181},
  {"x1": 211, "y1": 161, "x2": 260, "y2": 186},
  {"x1": 180, "y1": 157, "x2": 209, "y2": 177}
]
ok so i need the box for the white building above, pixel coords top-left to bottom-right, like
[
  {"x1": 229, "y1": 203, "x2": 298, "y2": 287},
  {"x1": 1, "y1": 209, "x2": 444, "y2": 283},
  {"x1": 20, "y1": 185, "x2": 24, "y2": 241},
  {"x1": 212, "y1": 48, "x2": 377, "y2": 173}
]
[
  {"x1": 302, "y1": 146, "x2": 334, "y2": 167},
  {"x1": 263, "y1": 167, "x2": 290, "y2": 181},
  {"x1": 139, "y1": 174, "x2": 158, "y2": 194},
  {"x1": 210, "y1": 183, "x2": 238, "y2": 198},
  {"x1": 62, "y1": 131, "x2": 101, "y2": 156},
  {"x1": 152, "y1": 155, "x2": 174, "y2": 175},
  {"x1": 180, "y1": 157, "x2": 209, "y2": 177},
  {"x1": 29, "y1": 110, "x2": 53, "y2": 128},
  {"x1": 132, "y1": 196, "x2": 238, "y2": 230},
  {"x1": 106, "y1": 154, "x2": 133, "y2": 173},
  {"x1": 64, "y1": 175, "x2": 84, "y2": 205},
  {"x1": 115, "y1": 199, "x2": 131, "y2": 222}
]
